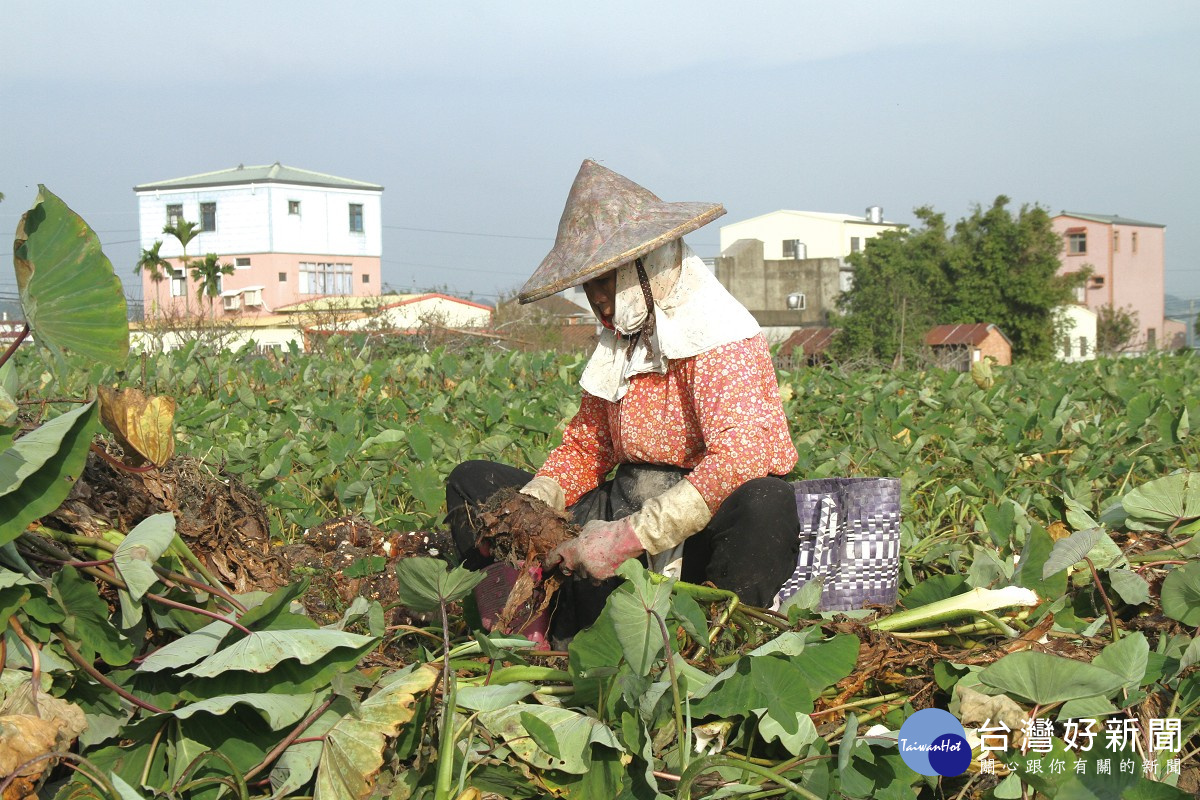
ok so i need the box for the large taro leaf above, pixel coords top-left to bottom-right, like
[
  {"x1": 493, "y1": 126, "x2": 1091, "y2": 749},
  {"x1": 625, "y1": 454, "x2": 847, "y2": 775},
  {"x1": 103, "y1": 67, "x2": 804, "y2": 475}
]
[
  {"x1": 168, "y1": 691, "x2": 316, "y2": 730},
  {"x1": 394, "y1": 556, "x2": 483, "y2": 613},
  {"x1": 136, "y1": 619, "x2": 228, "y2": 673},
  {"x1": 313, "y1": 664, "x2": 438, "y2": 800},
  {"x1": 1160, "y1": 561, "x2": 1200, "y2": 626},
  {"x1": 51, "y1": 565, "x2": 134, "y2": 666},
  {"x1": 12, "y1": 186, "x2": 129, "y2": 367},
  {"x1": 1122, "y1": 472, "x2": 1200, "y2": 532},
  {"x1": 478, "y1": 703, "x2": 624, "y2": 774},
  {"x1": 979, "y1": 650, "x2": 1127, "y2": 704},
  {"x1": 609, "y1": 560, "x2": 673, "y2": 674},
  {"x1": 272, "y1": 696, "x2": 354, "y2": 799},
  {"x1": 0, "y1": 402, "x2": 97, "y2": 547},
  {"x1": 179, "y1": 629, "x2": 376, "y2": 678}
]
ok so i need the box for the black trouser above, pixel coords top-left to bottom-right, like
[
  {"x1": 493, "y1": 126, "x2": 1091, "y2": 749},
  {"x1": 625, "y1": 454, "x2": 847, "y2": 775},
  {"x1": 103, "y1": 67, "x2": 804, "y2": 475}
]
[{"x1": 445, "y1": 460, "x2": 800, "y2": 639}]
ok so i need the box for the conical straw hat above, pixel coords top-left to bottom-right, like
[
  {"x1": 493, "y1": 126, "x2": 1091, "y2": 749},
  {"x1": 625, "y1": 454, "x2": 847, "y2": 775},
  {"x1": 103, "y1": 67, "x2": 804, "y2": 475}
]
[{"x1": 519, "y1": 159, "x2": 724, "y2": 303}]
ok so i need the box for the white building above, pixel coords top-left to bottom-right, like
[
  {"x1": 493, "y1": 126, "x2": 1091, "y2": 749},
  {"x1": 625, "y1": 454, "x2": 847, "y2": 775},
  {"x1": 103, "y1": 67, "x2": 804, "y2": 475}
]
[
  {"x1": 719, "y1": 208, "x2": 903, "y2": 262},
  {"x1": 1056, "y1": 304, "x2": 1098, "y2": 362},
  {"x1": 134, "y1": 163, "x2": 383, "y2": 318}
]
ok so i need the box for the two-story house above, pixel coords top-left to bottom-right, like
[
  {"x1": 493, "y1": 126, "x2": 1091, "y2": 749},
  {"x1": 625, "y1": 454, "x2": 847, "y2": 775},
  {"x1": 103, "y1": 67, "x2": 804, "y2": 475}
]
[
  {"x1": 1052, "y1": 212, "x2": 1177, "y2": 350},
  {"x1": 134, "y1": 162, "x2": 383, "y2": 319}
]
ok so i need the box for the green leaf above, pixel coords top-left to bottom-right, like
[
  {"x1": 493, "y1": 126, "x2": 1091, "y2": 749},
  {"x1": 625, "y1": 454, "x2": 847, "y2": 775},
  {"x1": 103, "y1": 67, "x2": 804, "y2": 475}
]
[
  {"x1": 478, "y1": 704, "x2": 623, "y2": 774},
  {"x1": 1161, "y1": 561, "x2": 1200, "y2": 626},
  {"x1": 394, "y1": 557, "x2": 483, "y2": 613},
  {"x1": 13, "y1": 186, "x2": 129, "y2": 367},
  {"x1": 1092, "y1": 632, "x2": 1149, "y2": 688},
  {"x1": 1041, "y1": 528, "x2": 1107, "y2": 578},
  {"x1": 136, "y1": 620, "x2": 228, "y2": 673},
  {"x1": 1122, "y1": 472, "x2": 1200, "y2": 531},
  {"x1": 237, "y1": 580, "x2": 315, "y2": 631},
  {"x1": 669, "y1": 589, "x2": 709, "y2": 643},
  {"x1": 0, "y1": 402, "x2": 97, "y2": 547},
  {"x1": 113, "y1": 513, "x2": 177, "y2": 628},
  {"x1": 608, "y1": 561, "x2": 673, "y2": 674},
  {"x1": 312, "y1": 664, "x2": 439, "y2": 800},
  {"x1": 1107, "y1": 568, "x2": 1151, "y2": 606},
  {"x1": 180, "y1": 629, "x2": 376, "y2": 677},
  {"x1": 1013, "y1": 524, "x2": 1068, "y2": 600},
  {"x1": 170, "y1": 691, "x2": 316, "y2": 730},
  {"x1": 51, "y1": 565, "x2": 134, "y2": 666},
  {"x1": 521, "y1": 710, "x2": 561, "y2": 758},
  {"x1": 980, "y1": 650, "x2": 1128, "y2": 704},
  {"x1": 456, "y1": 682, "x2": 538, "y2": 712},
  {"x1": 342, "y1": 555, "x2": 386, "y2": 578}
]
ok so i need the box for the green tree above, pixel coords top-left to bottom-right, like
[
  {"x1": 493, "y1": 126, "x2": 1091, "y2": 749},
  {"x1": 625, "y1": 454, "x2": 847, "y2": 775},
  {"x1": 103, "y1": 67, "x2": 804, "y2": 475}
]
[
  {"x1": 835, "y1": 197, "x2": 1084, "y2": 363},
  {"x1": 1097, "y1": 304, "x2": 1140, "y2": 354},
  {"x1": 190, "y1": 252, "x2": 235, "y2": 320},
  {"x1": 134, "y1": 240, "x2": 171, "y2": 317},
  {"x1": 833, "y1": 207, "x2": 949, "y2": 365},
  {"x1": 162, "y1": 218, "x2": 200, "y2": 313}
]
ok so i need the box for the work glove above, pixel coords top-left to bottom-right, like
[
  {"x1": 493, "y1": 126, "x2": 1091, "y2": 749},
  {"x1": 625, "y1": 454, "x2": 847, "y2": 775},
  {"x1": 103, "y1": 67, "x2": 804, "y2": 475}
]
[
  {"x1": 545, "y1": 479, "x2": 713, "y2": 580},
  {"x1": 545, "y1": 516, "x2": 643, "y2": 580},
  {"x1": 519, "y1": 475, "x2": 566, "y2": 512}
]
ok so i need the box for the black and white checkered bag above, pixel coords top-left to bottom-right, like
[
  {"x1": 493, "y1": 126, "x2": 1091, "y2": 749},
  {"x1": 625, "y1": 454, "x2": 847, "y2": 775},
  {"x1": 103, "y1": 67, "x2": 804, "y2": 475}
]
[{"x1": 773, "y1": 477, "x2": 902, "y2": 612}]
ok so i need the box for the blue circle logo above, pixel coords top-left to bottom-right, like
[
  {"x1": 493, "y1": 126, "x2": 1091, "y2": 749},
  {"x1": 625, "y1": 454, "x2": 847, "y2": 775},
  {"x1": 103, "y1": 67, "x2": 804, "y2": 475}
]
[{"x1": 898, "y1": 709, "x2": 970, "y2": 776}]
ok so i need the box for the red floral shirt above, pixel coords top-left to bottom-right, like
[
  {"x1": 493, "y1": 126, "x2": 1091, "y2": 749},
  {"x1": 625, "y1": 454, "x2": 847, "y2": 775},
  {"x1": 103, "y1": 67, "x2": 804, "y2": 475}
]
[{"x1": 537, "y1": 333, "x2": 798, "y2": 512}]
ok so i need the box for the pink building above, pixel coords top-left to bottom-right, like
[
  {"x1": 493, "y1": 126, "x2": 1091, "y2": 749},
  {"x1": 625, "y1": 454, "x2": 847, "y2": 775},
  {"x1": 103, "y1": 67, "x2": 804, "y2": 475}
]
[
  {"x1": 1053, "y1": 212, "x2": 1166, "y2": 350},
  {"x1": 134, "y1": 163, "x2": 383, "y2": 319}
]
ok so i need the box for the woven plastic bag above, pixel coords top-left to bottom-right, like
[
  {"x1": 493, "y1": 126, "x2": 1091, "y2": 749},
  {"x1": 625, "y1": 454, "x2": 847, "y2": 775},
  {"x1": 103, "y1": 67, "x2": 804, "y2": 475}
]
[{"x1": 773, "y1": 477, "x2": 901, "y2": 612}]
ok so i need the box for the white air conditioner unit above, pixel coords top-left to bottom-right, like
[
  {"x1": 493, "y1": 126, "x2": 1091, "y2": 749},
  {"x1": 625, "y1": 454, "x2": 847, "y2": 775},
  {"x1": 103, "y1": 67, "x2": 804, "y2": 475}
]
[
  {"x1": 243, "y1": 289, "x2": 263, "y2": 307},
  {"x1": 786, "y1": 292, "x2": 806, "y2": 311},
  {"x1": 223, "y1": 294, "x2": 241, "y2": 311}
]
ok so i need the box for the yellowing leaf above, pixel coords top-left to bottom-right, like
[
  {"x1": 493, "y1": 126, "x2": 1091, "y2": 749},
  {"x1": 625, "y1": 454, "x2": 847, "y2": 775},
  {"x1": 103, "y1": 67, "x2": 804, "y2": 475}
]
[
  {"x1": 97, "y1": 386, "x2": 176, "y2": 466},
  {"x1": 314, "y1": 664, "x2": 438, "y2": 800}
]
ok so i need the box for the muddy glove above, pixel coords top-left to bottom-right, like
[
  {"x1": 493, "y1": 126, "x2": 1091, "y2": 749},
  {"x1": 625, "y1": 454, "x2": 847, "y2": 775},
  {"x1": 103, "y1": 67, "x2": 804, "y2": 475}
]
[
  {"x1": 628, "y1": 478, "x2": 712, "y2": 555},
  {"x1": 545, "y1": 517, "x2": 643, "y2": 580},
  {"x1": 546, "y1": 479, "x2": 713, "y2": 580},
  {"x1": 519, "y1": 475, "x2": 566, "y2": 512}
]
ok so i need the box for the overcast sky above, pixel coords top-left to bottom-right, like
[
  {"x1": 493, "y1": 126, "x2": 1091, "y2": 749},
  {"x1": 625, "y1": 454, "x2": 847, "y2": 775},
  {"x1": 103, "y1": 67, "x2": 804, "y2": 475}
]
[{"x1": 3, "y1": 2, "x2": 1198, "y2": 305}]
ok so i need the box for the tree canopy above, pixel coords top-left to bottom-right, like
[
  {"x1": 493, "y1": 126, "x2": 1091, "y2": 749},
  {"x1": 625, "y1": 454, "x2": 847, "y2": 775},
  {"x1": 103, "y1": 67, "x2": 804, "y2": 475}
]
[{"x1": 834, "y1": 197, "x2": 1084, "y2": 362}]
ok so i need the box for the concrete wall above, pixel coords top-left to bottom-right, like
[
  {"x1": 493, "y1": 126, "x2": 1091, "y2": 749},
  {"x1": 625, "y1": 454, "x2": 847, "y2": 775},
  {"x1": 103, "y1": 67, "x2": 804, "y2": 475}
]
[{"x1": 714, "y1": 239, "x2": 842, "y2": 326}]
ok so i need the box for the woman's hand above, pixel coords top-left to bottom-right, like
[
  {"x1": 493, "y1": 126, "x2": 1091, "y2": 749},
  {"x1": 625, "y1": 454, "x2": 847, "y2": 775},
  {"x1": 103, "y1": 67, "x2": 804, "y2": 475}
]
[{"x1": 544, "y1": 518, "x2": 643, "y2": 581}]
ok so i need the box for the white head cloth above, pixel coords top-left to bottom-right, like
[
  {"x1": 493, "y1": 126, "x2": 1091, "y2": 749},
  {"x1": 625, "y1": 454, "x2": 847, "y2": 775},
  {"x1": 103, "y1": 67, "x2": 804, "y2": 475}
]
[{"x1": 579, "y1": 241, "x2": 761, "y2": 402}]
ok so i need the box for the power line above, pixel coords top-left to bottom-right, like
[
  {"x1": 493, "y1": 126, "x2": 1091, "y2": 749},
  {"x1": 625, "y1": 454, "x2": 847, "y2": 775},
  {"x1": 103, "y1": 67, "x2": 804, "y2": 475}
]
[{"x1": 382, "y1": 224, "x2": 552, "y2": 242}]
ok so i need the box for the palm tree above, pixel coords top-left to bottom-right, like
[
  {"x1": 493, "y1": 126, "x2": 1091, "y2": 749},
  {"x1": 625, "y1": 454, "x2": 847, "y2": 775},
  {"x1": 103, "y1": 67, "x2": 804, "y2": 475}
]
[
  {"x1": 190, "y1": 253, "x2": 235, "y2": 320},
  {"x1": 162, "y1": 219, "x2": 200, "y2": 314},
  {"x1": 134, "y1": 240, "x2": 171, "y2": 317}
]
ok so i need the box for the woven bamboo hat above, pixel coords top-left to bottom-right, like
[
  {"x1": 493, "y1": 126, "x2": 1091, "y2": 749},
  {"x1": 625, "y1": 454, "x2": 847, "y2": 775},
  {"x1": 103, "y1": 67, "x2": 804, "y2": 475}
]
[{"x1": 518, "y1": 159, "x2": 725, "y2": 303}]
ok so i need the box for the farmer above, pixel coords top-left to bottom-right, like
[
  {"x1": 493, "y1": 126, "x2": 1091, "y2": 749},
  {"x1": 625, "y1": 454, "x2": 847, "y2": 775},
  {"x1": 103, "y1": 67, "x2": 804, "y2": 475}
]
[{"x1": 447, "y1": 159, "x2": 800, "y2": 638}]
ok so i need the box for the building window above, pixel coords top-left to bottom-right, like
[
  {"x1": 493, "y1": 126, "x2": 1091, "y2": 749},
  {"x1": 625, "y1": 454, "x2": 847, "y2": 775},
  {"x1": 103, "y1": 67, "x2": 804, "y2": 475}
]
[
  {"x1": 1080, "y1": 337, "x2": 1088, "y2": 357},
  {"x1": 362, "y1": 273, "x2": 370, "y2": 284},
  {"x1": 200, "y1": 202, "x2": 216, "y2": 232},
  {"x1": 850, "y1": 237, "x2": 861, "y2": 253},
  {"x1": 299, "y1": 262, "x2": 353, "y2": 295},
  {"x1": 170, "y1": 267, "x2": 186, "y2": 297},
  {"x1": 349, "y1": 204, "x2": 364, "y2": 233},
  {"x1": 782, "y1": 239, "x2": 805, "y2": 259},
  {"x1": 1113, "y1": 231, "x2": 1119, "y2": 252},
  {"x1": 235, "y1": 257, "x2": 251, "y2": 270},
  {"x1": 288, "y1": 200, "x2": 301, "y2": 215},
  {"x1": 1063, "y1": 337, "x2": 1072, "y2": 358},
  {"x1": 1067, "y1": 232, "x2": 1087, "y2": 255},
  {"x1": 1147, "y1": 328, "x2": 1156, "y2": 349},
  {"x1": 1132, "y1": 232, "x2": 1139, "y2": 253},
  {"x1": 166, "y1": 204, "x2": 183, "y2": 226},
  {"x1": 278, "y1": 272, "x2": 287, "y2": 282}
]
